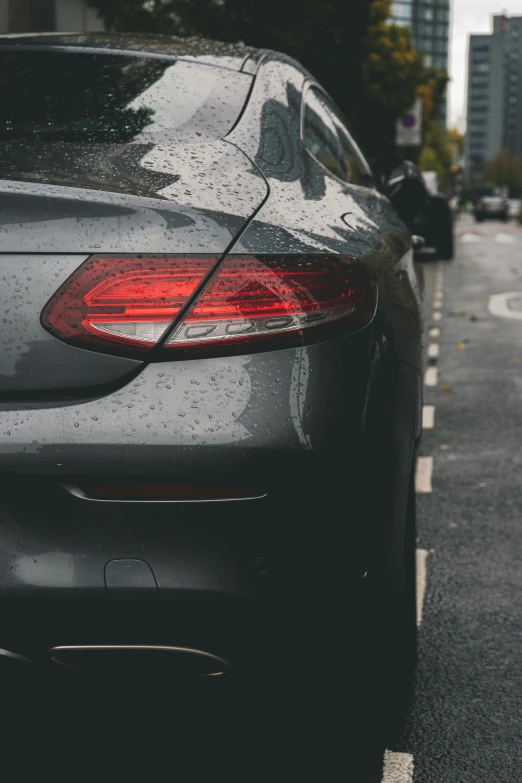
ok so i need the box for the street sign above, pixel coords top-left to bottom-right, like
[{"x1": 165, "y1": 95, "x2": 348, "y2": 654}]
[{"x1": 396, "y1": 98, "x2": 422, "y2": 146}]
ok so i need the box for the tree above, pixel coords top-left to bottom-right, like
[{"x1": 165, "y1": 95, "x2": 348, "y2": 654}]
[
  {"x1": 448, "y1": 127, "x2": 465, "y2": 157},
  {"x1": 353, "y1": 0, "x2": 426, "y2": 173},
  {"x1": 88, "y1": 0, "x2": 372, "y2": 123},
  {"x1": 88, "y1": 0, "x2": 449, "y2": 176},
  {"x1": 418, "y1": 123, "x2": 453, "y2": 186},
  {"x1": 486, "y1": 149, "x2": 522, "y2": 197}
]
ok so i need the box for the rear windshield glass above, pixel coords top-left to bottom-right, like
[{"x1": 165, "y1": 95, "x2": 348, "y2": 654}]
[{"x1": 0, "y1": 48, "x2": 251, "y2": 143}]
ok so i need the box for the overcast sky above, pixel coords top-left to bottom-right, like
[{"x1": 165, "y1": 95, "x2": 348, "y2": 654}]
[{"x1": 450, "y1": 1, "x2": 522, "y2": 129}]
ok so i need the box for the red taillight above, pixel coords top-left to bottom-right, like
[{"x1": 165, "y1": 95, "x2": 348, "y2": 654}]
[
  {"x1": 41, "y1": 255, "x2": 219, "y2": 350},
  {"x1": 42, "y1": 254, "x2": 377, "y2": 357},
  {"x1": 167, "y1": 255, "x2": 377, "y2": 349}
]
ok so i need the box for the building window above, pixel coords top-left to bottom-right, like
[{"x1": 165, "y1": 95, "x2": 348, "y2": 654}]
[
  {"x1": 419, "y1": 8, "x2": 434, "y2": 21},
  {"x1": 391, "y1": 2, "x2": 413, "y2": 21},
  {"x1": 435, "y1": 9, "x2": 450, "y2": 22},
  {"x1": 417, "y1": 22, "x2": 434, "y2": 37},
  {"x1": 434, "y1": 40, "x2": 448, "y2": 54}
]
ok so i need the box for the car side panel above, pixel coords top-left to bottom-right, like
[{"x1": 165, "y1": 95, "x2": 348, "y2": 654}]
[{"x1": 229, "y1": 56, "x2": 423, "y2": 596}]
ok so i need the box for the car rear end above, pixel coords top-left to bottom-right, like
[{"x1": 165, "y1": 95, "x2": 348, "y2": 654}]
[
  {"x1": 0, "y1": 41, "x2": 379, "y2": 679},
  {"x1": 474, "y1": 196, "x2": 509, "y2": 221}
]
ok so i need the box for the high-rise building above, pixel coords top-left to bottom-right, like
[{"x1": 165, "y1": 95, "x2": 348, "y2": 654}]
[
  {"x1": 465, "y1": 14, "x2": 522, "y2": 172},
  {"x1": 391, "y1": 1, "x2": 451, "y2": 124},
  {"x1": 391, "y1": 1, "x2": 450, "y2": 70}
]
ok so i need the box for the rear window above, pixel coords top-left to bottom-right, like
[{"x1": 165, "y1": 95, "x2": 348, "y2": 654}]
[{"x1": 0, "y1": 48, "x2": 252, "y2": 143}]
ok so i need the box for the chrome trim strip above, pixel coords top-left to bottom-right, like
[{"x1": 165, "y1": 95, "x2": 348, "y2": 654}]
[
  {"x1": 62, "y1": 483, "x2": 267, "y2": 503},
  {"x1": 49, "y1": 644, "x2": 232, "y2": 676}
]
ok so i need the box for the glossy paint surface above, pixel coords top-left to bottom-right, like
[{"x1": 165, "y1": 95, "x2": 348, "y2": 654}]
[{"x1": 0, "y1": 35, "x2": 422, "y2": 663}]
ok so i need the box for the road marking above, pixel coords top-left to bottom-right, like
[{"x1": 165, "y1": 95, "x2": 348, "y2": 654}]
[
  {"x1": 415, "y1": 456, "x2": 433, "y2": 493},
  {"x1": 381, "y1": 750, "x2": 414, "y2": 783},
  {"x1": 495, "y1": 233, "x2": 516, "y2": 244},
  {"x1": 433, "y1": 311, "x2": 442, "y2": 321},
  {"x1": 416, "y1": 549, "x2": 429, "y2": 626},
  {"x1": 422, "y1": 405, "x2": 435, "y2": 429},
  {"x1": 488, "y1": 291, "x2": 522, "y2": 320},
  {"x1": 460, "y1": 232, "x2": 481, "y2": 243},
  {"x1": 427, "y1": 343, "x2": 439, "y2": 360},
  {"x1": 429, "y1": 327, "x2": 441, "y2": 338},
  {"x1": 424, "y1": 367, "x2": 438, "y2": 386},
  {"x1": 433, "y1": 300, "x2": 442, "y2": 309}
]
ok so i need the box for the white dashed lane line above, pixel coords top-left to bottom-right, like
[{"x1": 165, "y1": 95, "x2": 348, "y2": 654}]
[
  {"x1": 495, "y1": 233, "x2": 517, "y2": 244},
  {"x1": 424, "y1": 366, "x2": 438, "y2": 386},
  {"x1": 416, "y1": 549, "x2": 429, "y2": 626},
  {"x1": 422, "y1": 405, "x2": 435, "y2": 429},
  {"x1": 427, "y1": 343, "x2": 439, "y2": 360},
  {"x1": 429, "y1": 327, "x2": 441, "y2": 338},
  {"x1": 433, "y1": 311, "x2": 442, "y2": 321},
  {"x1": 460, "y1": 232, "x2": 481, "y2": 243},
  {"x1": 415, "y1": 456, "x2": 433, "y2": 493},
  {"x1": 381, "y1": 751, "x2": 414, "y2": 783}
]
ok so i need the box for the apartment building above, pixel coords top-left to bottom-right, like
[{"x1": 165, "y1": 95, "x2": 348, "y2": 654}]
[{"x1": 466, "y1": 14, "x2": 522, "y2": 170}]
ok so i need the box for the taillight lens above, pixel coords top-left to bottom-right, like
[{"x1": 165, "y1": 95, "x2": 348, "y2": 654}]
[
  {"x1": 42, "y1": 254, "x2": 377, "y2": 357},
  {"x1": 167, "y1": 255, "x2": 377, "y2": 349},
  {"x1": 42, "y1": 255, "x2": 219, "y2": 351}
]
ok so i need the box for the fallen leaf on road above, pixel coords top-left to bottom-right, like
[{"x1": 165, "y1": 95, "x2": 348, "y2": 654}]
[
  {"x1": 470, "y1": 315, "x2": 485, "y2": 322},
  {"x1": 456, "y1": 342, "x2": 466, "y2": 350},
  {"x1": 441, "y1": 385, "x2": 453, "y2": 392},
  {"x1": 449, "y1": 311, "x2": 467, "y2": 317}
]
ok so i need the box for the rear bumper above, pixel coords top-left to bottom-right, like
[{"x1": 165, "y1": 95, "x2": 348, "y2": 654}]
[
  {"x1": 0, "y1": 333, "x2": 397, "y2": 669},
  {"x1": 0, "y1": 466, "x2": 369, "y2": 668}
]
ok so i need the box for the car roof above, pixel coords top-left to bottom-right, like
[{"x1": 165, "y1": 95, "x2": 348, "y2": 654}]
[{"x1": 0, "y1": 32, "x2": 269, "y2": 73}]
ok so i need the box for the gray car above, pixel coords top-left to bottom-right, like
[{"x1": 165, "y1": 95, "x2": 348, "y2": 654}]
[{"x1": 0, "y1": 33, "x2": 424, "y2": 716}]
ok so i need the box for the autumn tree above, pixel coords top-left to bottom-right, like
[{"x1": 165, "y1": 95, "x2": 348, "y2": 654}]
[
  {"x1": 486, "y1": 149, "x2": 522, "y2": 197},
  {"x1": 88, "y1": 0, "x2": 449, "y2": 176},
  {"x1": 88, "y1": 0, "x2": 372, "y2": 124},
  {"x1": 448, "y1": 127, "x2": 465, "y2": 156},
  {"x1": 418, "y1": 123, "x2": 453, "y2": 185}
]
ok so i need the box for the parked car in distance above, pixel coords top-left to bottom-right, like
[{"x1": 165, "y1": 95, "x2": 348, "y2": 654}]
[
  {"x1": 412, "y1": 170, "x2": 454, "y2": 260},
  {"x1": 474, "y1": 195, "x2": 509, "y2": 222},
  {"x1": 0, "y1": 33, "x2": 425, "y2": 744}
]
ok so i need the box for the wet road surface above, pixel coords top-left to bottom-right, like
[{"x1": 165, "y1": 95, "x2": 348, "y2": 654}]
[{"x1": 385, "y1": 214, "x2": 522, "y2": 783}]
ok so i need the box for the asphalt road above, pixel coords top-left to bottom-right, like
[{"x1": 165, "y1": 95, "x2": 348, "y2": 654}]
[{"x1": 383, "y1": 214, "x2": 522, "y2": 783}]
